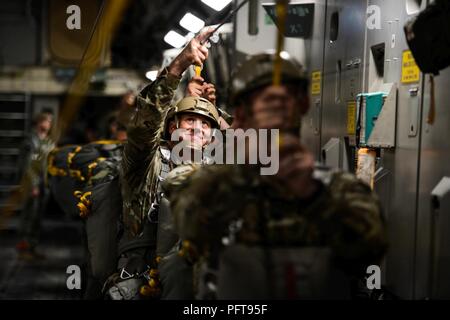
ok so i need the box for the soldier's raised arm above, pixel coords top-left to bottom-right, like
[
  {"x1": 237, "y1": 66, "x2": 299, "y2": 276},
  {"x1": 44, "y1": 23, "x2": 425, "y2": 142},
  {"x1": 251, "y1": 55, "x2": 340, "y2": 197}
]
[{"x1": 122, "y1": 29, "x2": 213, "y2": 187}]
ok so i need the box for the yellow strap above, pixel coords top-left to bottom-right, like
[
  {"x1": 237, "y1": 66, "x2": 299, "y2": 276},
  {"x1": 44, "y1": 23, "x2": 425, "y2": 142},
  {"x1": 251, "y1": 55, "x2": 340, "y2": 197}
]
[
  {"x1": 87, "y1": 157, "x2": 107, "y2": 179},
  {"x1": 195, "y1": 65, "x2": 202, "y2": 77},
  {"x1": 69, "y1": 169, "x2": 85, "y2": 181},
  {"x1": 178, "y1": 240, "x2": 198, "y2": 263},
  {"x1": 80, "y1": 191, "x2": 92, "y2": 204},
  {"x1": 89, "y1": 140, "x2": 123, "y2": 145},
  {"x1": 51, "y1": 0, "x2": 131, "y2": 143},
  {"x1": 67, "y1": 146, "x2": 82, "y2": 167},
  {"x1": 273, "y1": 0, "x2": 289, "y2": 86},
  {"x1": 47, "y1": 153, "x2": 68, "y2": 177},
  {"x1": 73, "y1": 190, "x2": 83, "y2": 198},
  {"x1": 139, "y1": 284, "x2": 160, "y2": 297},
  {"x1": 77, "y1": 202, "x2": 90, "y2": 218},
  {"x1": 148, "y1": 278, "x2": 158, "y2": 288},
  {"x1": 74, "y1": 191, "x2": 92, "y2": 218},
  {"x1": 139, "y1": 268, "x2": 161, "y2": 297}
]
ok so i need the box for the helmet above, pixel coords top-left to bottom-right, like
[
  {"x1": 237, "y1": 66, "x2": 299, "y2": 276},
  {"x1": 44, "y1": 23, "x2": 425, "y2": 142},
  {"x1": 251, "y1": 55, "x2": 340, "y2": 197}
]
[
  {"x1": 230, "y1": 51, "x2": 309, "y2": 106},
  {"x1": 163, "y1": 96, "x2": 220, "y2": 140}
]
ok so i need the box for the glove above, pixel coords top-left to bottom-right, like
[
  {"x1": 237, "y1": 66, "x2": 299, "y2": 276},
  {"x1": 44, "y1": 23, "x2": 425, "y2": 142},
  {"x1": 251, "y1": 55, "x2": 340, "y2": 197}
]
[
  {"x1": 106, "y1": 276, "x2": 143, "y2": 300},
  {"x1": 103, "y1": 255, "x2": 148, "y2": 300}
]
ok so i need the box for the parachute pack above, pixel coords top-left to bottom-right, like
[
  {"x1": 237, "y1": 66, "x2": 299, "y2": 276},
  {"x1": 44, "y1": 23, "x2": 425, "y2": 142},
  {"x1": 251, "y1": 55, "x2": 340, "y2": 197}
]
[
  {"x1": 47, "y1": 141, "x2": 123, "y2": 217},
  {"x1": 47, "y1": 140, "x2": 124, "y2": 299}
]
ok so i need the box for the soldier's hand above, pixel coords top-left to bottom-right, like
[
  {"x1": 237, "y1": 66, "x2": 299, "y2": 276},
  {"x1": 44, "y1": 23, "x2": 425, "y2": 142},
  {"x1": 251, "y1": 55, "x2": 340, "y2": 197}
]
[
  {"x1": 105, "y1": 276, "x2": 143, "y2": 300},
  {"x1": 168, "y1": 28, "x2": 214, "y2": 77},
  {"x1": 186, "y1": 76, "x2": 205, "y2": 97},
  {"x1": 186, "y1": 76, "x2": 217, "y2": 105},
  {"x1": 219, "y1": 116, "x2": 231, "y2": 130},
  {"x1": 202, "y1": 83, "x2": 216, "y2": 105},
  {"x1": 275, "y1": 134, "x2": 318, "y2": 199},
  {"x1": 250, "y1": 86, "x2": 295, "y2": 129}
]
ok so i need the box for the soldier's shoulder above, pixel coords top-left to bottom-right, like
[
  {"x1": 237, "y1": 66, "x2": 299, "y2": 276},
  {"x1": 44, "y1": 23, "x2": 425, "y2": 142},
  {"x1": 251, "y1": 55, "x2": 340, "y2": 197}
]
[
  {"x1": 137, "y1": 70, "x2": 180, "y2": 103},
  {"x1": 169, "y1": 164, "x2": 256, "y2": 211},
  {"x1": 186, "y1": 164, "x2": 256, "y2": 191},
  {"x1": 162, "y1": 164, "x2": 199, "y2": 192},
  {"x1": 313, "y1": 165, "x2": 372, "y2": 195},
  {"x1": 330, "y1": 171, "x2": 372, "y2": 194}
]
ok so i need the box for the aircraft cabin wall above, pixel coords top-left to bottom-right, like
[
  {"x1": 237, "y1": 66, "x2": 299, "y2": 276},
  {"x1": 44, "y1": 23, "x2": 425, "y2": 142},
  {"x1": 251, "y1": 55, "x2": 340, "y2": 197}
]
[{"x1": 363, "y1": 0, "x2": 426, "y2": 300}]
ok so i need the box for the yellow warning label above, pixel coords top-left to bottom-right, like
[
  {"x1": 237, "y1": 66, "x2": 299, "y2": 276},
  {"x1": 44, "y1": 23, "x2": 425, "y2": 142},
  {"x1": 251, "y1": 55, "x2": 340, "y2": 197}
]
[
  {"x1": 311, "y1": 71, "x2": 321, "y2": 95},
  {"x1": 312, "y1": 71, "x2": 321, "y2": 81},
  {"x1": 347, "y1": 101, "x2": 356, "y2": 135},
  {"x1": 401, "y1": 50, "x2": 420, "y2": 84},
  {"x1": 311, "y1": 82, "x2": 321, "y2": 95}
]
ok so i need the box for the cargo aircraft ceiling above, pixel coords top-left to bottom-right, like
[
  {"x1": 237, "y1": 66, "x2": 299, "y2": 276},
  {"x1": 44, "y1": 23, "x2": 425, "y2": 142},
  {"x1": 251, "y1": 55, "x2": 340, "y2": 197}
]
[{"x1": 112, "y1": 0, "x2": 233, "y2": 69}]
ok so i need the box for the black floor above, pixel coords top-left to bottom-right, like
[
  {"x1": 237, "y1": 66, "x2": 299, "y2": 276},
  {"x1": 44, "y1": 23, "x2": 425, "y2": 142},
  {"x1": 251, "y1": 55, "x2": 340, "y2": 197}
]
[{"x1": 0, "y1": 213, "x2": 85, "y2": 300}]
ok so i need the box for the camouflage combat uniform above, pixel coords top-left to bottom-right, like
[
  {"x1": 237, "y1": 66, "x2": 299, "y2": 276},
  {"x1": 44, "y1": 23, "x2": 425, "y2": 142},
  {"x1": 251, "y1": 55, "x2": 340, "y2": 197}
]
[
  {"x1": 117, "y1": 68, "x2": 180, "y2": 272},
  {"x1": 18, "y1": 131, "x2": 55, "y2": 250},
  {"x1": 171, "y1": 164, "x2": 388, "y2": 299}
]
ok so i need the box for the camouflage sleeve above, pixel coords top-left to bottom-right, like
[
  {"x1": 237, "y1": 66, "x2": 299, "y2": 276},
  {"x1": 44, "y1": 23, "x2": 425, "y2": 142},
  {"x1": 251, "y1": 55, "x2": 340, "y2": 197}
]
[
  {"x1": 122, "y1": 68, "x2": 181, "y2": 189},
  {"x1": 327, "y1": 172, "x2": 388, "y2": 276}
]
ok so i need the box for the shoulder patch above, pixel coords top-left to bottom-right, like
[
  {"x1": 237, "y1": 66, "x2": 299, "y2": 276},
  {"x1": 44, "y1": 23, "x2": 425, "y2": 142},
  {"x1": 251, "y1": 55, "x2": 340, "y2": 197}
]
[{"x1": 162, "y1": 164, "x2": 199, "y2": 191}]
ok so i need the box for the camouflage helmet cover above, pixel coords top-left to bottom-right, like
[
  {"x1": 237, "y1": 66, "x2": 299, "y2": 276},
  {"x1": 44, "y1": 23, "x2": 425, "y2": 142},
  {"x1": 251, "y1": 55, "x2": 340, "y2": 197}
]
[
  {"x1": 230, "y1": 51, "x2": 309, "y2": 106},
  {"x1": 164, "y1": 96, "x2": 220, "y2": 139}
]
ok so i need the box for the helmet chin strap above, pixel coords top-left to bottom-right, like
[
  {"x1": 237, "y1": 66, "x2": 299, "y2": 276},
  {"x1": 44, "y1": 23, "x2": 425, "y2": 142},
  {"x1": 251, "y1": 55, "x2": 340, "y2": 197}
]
[{"x1": 175, "y1": 114, "x2": 180, "y2": 130}]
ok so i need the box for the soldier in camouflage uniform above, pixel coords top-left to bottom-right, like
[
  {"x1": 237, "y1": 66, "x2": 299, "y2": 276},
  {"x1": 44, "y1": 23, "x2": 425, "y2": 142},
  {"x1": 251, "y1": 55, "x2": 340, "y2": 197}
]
[
  {"x1": 105, "y1": 29, "x2": 225, "y2": 300},
  {"x1": 169, "y1": 52, "x2": 388, "y2": 299},
  {"x1": 16, "y1": 111, "x2": 55, "y2": 260}
]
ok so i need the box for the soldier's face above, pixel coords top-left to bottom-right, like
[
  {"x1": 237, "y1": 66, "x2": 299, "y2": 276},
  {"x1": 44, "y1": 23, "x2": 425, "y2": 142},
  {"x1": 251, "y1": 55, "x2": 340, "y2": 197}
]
[
  {"x1": 38, "y1": 117, "x2": 52, "y2": 133},
  {"x1": 115, "y1": 130, "x2": 127, "y2": 142},
  {"x1": 169, "y1": 113, "x2": 212, "y2": 149},
  {"x1": 240, "y1": 84, "x2": 309, "y2": 130}
]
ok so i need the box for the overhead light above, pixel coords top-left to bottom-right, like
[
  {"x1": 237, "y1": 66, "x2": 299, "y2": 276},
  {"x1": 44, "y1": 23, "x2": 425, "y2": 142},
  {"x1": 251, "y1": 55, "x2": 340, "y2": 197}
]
[
  {"x1": 164, "y1": 30, "x2": 187, "y2": 48},
  {"x1": 179, "y1": 12, "x2": 205, "y2": 33},
  {"x1": 185, "y1": 32, "x2": 196, "y2": 42},
  {"x1": 145, "y1": 70, "x2": 158, "y2": 81},
  {"x1": 201, "y1": 0, "x2": 232, "y2": 12},
  {"x1": 280, "y1": 51, "x2": 290, "y2": 60}
]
